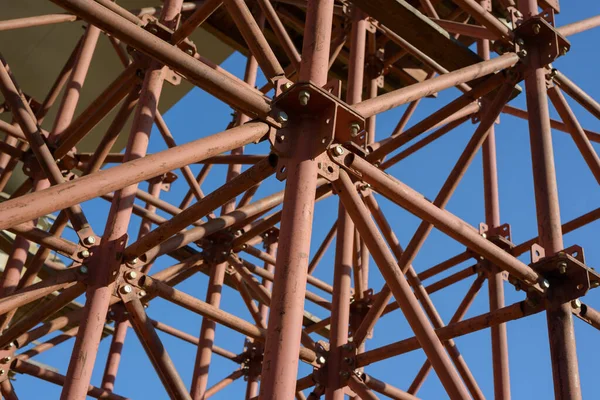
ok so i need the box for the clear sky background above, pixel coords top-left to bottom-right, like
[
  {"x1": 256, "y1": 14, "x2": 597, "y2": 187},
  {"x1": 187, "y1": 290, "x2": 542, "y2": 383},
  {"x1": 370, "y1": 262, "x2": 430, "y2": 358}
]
[{"x1": 9, "y1": 4, "x2": 600, "y2": 399}]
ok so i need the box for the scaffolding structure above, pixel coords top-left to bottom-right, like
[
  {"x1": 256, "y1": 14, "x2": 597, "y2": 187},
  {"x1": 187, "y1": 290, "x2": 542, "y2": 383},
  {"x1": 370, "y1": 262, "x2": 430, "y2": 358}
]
[{"x1": 0, "y1": 0, "x2": 599, "y2": 399}]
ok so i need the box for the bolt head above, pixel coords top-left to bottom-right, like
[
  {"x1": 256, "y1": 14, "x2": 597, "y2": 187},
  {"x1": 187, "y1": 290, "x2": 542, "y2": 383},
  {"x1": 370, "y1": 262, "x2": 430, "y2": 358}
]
[
  {"x1": 2, "y1": 357, "x2": 10, "y2": 363},
  {"x1": 8, "y1": 343, "x2": 14, "y2": 349},
  {"x1": 516, "y1": 38, "x2": 525, "y2": 47},
  {"x1": 332, "y1": 146, "x2": 345, "y2": 156},
  {"x1": 349, "y1": 122, "x2": 361, "y2": 137},
  {"x1": 518, "y1": 49, "x2": 528, "y2": 58},
  {"x1": 79, "y1": 265, "x2": 88, "y2": 274},
  {"x1": 0, "y1": 370, "x2": 5, "y2": 376},
  {"x1": 317, "y1": 356, "x2": 326, "y2": 365},
  {"x1": 514, "y1": 10, "x2": 523, "y2": 18},
  {"x1": 481, "y1": 233, "x2": 487, "y2": 239},
  {"x1": 571, "y1": 299, "x2": 582, "y2": 309},
  {"x1": 298, "y1": 90, "x2": 311, "y2": 106},
  {"x1": 127, "y1": 270, "x2": 138, "y2": 280},
  {"x1": 138, "y1": 290, "x2": 147, "y2": 298},
  {"x1": 533, "y1": 24, "x2": 541, "y2": 34},
  {"x1": 561, "y1": 47, "x2": 569, "y2": 56},
  {"x1": 276, "y1": 111, "x2": 288, "y2": 124},
  {"x1": 592, "y1": 281, "x2": 600, "y2": 288},
  {"x1": 80, "y1": 250, "x2": 90, "y2": 258},
  {"x1": 282, "y1": 82, "x2": 293, "y2": 92},
  {"x1": 83, "y1": 236, "x2": 95, "y2": 245},
  {"x1": 558, "y1": 261, "x2": 568, "y2": 274},
  {"x1": 121, "y1": 285, "x2": 133, "y2": 294},
  {"x1": 539, "y1": 278, "x2": 550, "y2": 290},
  {"x1": 343, "y1": 357, "x2": 354, "y2": 365},
  {"x1": 130, "y1": 258, "x2": 139, "y2": 265}
]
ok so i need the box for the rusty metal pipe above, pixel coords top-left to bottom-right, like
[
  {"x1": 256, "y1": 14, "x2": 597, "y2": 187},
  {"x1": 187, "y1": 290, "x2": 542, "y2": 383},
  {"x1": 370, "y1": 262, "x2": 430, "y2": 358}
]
[
  {"x1": 335, "y1": 169, "x2": 470, "y2": 399},
  {"x1": 12, "y1": 359, "x2": 128, "y2": 400},
  {"x1": 124, "y1": 295, "x2": 191, "y2": 400},
  {"x1": 355, "y1": 53, "x2": 518, "y2": 118},
  {"x1": 0, "y1": 122, "x2": 269, "y2": 230},
  {"x1": 50, "y1": 0, "x2": 272, "y2": 118},
  {"x1": 339, "y1": 153, "x2": 540, "y2": 285}
]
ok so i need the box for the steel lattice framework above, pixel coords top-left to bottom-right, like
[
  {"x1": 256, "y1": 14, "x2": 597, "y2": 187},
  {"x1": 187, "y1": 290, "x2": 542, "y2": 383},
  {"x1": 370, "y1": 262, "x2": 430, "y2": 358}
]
[{"x1": 0, "y1": 0, "x2": 599, "y2": 399}]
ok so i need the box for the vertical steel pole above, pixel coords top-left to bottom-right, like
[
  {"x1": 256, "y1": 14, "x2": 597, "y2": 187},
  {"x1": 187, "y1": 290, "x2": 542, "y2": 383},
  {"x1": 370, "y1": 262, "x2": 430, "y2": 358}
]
[
  {"x1": 519, "y1": 2, "x2": 582, "y2": 399},
  {"x1": 100, "y1": 308, "x2": 129, "y2": 392},
  {"x1": 60, "y1": 1, "x2": 183, "y2": 398},
  {"x1": 327, "y1": 7, "x2": 364, "y2": 399},
  {"x1": 478, "y1": 1, "x2": 510, "y2": 398},
  {"x1": 259, "y1": 1, "x2": 334, "y2": 398},
  {"x1": 190, "y1": 24, "x2": 261, "y2": 398}
]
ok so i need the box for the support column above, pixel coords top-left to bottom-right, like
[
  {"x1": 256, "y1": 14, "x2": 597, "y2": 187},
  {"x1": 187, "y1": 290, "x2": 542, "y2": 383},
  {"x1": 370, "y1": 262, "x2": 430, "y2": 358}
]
[
  {"x1": 259, "y1": 1, "x2": 334, "y2": 398},
  {"x1": 190, "y1": 24, "x2": 261, "y2": 398},
  {"x1": 327, "y1": 7, "x2": 364, "y2": 399},
  {"x1": 479, "y1": 1, "x2": 510, "y2": 398},
  {"x1": 60, "y1": 1, "x2": 183, "y2": 398},
  {"x1": 519, "y1": 2, "x2": 582, "y2": 399}
]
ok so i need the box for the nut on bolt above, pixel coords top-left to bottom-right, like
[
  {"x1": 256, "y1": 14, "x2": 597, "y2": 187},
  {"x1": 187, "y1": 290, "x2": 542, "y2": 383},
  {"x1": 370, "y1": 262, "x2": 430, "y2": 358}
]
[
  {"x1": 126, "y1": 270, "x2": 138, "y2": 280},
  {"x1": 558, "y1": 261, "x2": 568, "y2": 274},
  {"x1": 121, "y1": 285, "x2": 133, "y2": 294},
  {"x1": 282, "y1": 81, "x2": 293, "y2": 92},
  {"x1": 298, "y1": 90, "x2": 311, "y2": 106},
  {"x1": 79, "y1": 265, "x2": 88, "y2": 274},
  {"x1": 83, "y1": 236, "x2": 95, "y2": 245},
  {"x1": 316, "y1": 355, "x2": 326, "y2": 365},
  {"x1": 349, "y1": 122, "x2": 361, "y2": 137},
  {"x1": 276, "y1": 111, "x2": 288, "y2": 124},
  {"x1": 516, "y1": 38, "x2": 525, "y2": 47},
  {"x1": 1, "y1": 357, "x2": 10, "y2": 363},
  {"x1": 518, "y1": 49, "x2": 528, "y2": 58},
  {"x1": 80, "y1": 249, "x2": 90, "y2": 258},
  {"x1": 538, "y1": 277, "x2": 550, "y2": 290},
  {"x1": 332, "y1": 145, "x2": 345, "y2": 156},
  {"x1": 571, "y1": 299, "x2": 582, "y2": 309},
  {"x1": 532, "y1": 24, "x2": 541, "y2": 35},
  {"x1": 339, "y1": 371, "x2": 350, "y2": 379}
]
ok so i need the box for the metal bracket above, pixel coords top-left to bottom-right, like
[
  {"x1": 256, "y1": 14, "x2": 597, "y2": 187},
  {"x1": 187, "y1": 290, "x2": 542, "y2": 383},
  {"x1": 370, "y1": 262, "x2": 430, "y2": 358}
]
[
  {"x1": 0, "y1": 343, "x2": 16, "y2": 382},
  {"x1": 149, "y1": 171, "x2": 178, "y2": 192},
  {"x1": 529, "y1": 245, "x2": 600, "y2": 304},
  {"x1": 349, "y1": 289, "x2": 373, "y2": 340},
  {"x1": 514, "y1": 15, "x2": 570, "y2": 65},
  {"x1": 271, "y1": 80, "x2": 367, "y2": 148}
]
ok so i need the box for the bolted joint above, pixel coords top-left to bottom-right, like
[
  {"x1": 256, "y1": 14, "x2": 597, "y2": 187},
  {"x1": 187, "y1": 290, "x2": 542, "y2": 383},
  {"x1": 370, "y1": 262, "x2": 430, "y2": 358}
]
[
  {"x1": 120, "y1": 285, "x2": 133, "y2": 295},
  {"x1": 349, "y1": 122, "x2": 361, "y2": 138},
  {"x1": 83, "y1": 236, "x2": 96, "y2": 245},
  {"x1": 332, "y1": 145, "x2": 345, "y2": 156},
  {"x1": 518, "y1": 49, "x2": 528, "y2": 58},
  {"x1": 538, "y1": 277, "x2": 551, "y2": 290},
  {"x1": 339, "y1": 371, "x2": 350, "y2": 380},
  {"x1": 126, "y1": 270, "x2": 138, "y2": 280},
  {"x1": 558, "y1": 261, "x2": 568, "y2": 274},
  {"x1": 298, "y1": 90, "x2": 311, "y2": 106},
  {"x1": 316, "y1": 355, "x2": 326, "y2": 365},
  {"x1": 79, "y1": 249, "x2": 90, "y2": 259},
  {"x1": 282, "y1": 81, "x2": 293, "y2": 92},
  {"x1": 571, "y1": 298, "x2": 582, "y2": 309},
  {"x1": 276, "y1": 111, "x2": 288, "y2": 125},
  {"x1": 79, "y1": 265, "x2": 88, "y2": 274}
]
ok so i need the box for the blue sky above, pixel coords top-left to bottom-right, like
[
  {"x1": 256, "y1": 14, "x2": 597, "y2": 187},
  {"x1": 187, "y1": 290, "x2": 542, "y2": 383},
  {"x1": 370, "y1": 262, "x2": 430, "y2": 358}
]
[{"x1": 11, "y1": 5, "x2": 600, "y2": 399}]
